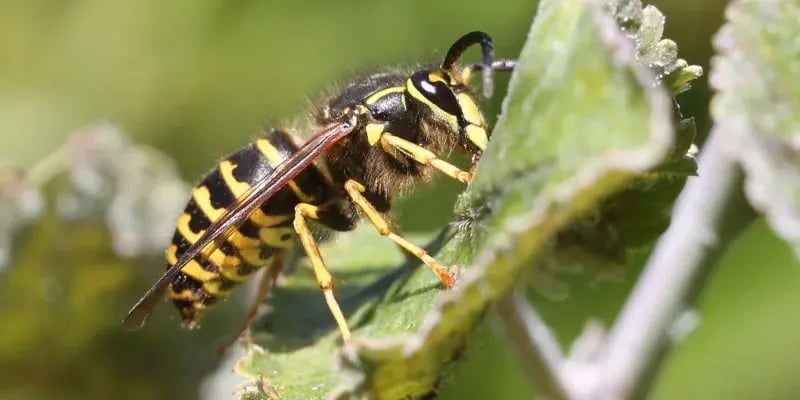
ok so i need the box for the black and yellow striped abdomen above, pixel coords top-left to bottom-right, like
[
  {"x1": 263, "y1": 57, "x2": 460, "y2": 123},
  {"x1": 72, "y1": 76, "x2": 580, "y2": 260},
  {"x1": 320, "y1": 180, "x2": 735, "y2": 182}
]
[{"x1": 167, "y1": 130, "x2": 333, "y2": 326}]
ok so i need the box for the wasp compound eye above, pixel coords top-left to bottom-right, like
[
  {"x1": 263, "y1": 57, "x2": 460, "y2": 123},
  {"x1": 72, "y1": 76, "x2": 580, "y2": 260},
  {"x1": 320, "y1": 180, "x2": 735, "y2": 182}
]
[{"x1": 410, "y1": 71, "x2": 462, "y2": 117}]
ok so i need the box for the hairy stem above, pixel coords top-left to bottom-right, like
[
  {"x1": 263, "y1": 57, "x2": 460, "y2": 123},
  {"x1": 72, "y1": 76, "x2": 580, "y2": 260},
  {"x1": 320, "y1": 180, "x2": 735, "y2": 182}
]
[
  {"x1": 495, "y1": 290, "x2": 569, "y2": 400},
  {"x1": 598, "y1": 129, "x2": 756, "y2": 399}
]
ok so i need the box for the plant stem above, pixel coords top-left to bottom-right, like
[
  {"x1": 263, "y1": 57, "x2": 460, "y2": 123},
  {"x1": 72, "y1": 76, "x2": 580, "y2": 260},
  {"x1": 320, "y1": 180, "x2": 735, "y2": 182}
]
[
  {"x1": 495, "y1": 290, "x2": 569, "y2": 400},
  {"x1": 597, "y1": 128, "x2": 756, "y2": 399}
]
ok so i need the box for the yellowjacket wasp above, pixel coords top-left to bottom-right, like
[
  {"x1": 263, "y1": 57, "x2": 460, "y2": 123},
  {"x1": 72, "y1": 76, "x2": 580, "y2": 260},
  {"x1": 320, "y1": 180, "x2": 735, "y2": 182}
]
[{"x1": 123, "y1": 31, "x2": 514, "y2": 345}]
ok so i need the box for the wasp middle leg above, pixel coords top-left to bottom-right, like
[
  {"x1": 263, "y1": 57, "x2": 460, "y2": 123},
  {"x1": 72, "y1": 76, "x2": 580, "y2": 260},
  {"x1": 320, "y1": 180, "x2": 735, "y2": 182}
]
[{"x1": 344, "y1": 179, "x2": 459, "y2": 289}]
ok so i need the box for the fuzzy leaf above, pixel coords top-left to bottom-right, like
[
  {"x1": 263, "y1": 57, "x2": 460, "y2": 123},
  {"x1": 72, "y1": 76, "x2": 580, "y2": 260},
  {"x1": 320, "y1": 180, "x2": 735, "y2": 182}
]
[
  {"x1": 235, "y1": 0, "x2": 680, "y2": 398},
  {"x1": 606, "y1": 0, "x2": 704, "y2": 96},
  {"x1": 711, "y1": 1, "x2": 800, "y2": 256}
]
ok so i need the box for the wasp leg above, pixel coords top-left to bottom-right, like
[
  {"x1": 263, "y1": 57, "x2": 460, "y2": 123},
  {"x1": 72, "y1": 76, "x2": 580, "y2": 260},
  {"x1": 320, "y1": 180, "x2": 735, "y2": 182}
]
[
  {"x1": 344, "y1": 179, "x2": 459, "y2": 289},
  {"x1": 218, "y1": 252, "x2": 287, "y2": 355},
  {"x1": 380, "y1": 133, "x2": 473, "y2": 184},
  {"x1": 293, "y1": 203, "x2": 352, "y2": 343}
]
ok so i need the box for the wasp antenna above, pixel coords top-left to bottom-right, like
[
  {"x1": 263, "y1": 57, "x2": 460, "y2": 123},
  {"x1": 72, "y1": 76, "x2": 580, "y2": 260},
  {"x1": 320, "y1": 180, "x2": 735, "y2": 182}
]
[{"x1": 441, "y1": 31, "x2": 495, "y2": 98}]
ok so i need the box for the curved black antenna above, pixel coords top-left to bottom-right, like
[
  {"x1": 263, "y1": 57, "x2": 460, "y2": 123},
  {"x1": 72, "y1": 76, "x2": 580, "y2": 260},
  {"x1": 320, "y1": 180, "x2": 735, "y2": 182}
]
[{"x1": 441, "y1": 31, "x2": 495, "y2": 98}]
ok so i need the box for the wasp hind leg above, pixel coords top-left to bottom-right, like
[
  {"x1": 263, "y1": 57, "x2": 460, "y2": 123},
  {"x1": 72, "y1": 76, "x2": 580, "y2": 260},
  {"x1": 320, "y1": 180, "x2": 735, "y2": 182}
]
[
  {"x1": 344, "y1": 179, "x2": 459, "y2": 289},
  {"x1": 218, "y1": 252, "x2": 287, "y2": 355},
  {"x1": 293, "y1": 202, "x2": 353, "y2": 343}
]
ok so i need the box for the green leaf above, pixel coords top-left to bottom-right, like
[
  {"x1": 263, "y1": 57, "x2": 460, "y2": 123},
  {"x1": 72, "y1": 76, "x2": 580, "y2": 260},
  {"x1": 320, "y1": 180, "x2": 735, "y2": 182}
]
[
  {"x1": 533, "y1": 0, "x2": 701, "y2": 289},
  {"x1": 711, "y1": 1, "x2": 800, "y2": 256},
  {"x1": 234, "y1": 226, "x2": 437, "y2": 398},
  {"x1": 235, "y1": 0, "x2": 689, "y2": 399}
]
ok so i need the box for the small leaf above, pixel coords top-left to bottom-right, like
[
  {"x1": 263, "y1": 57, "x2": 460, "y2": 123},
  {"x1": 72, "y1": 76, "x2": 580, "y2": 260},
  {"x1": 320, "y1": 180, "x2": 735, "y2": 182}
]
[
  {"x1": 711, "y1": 1, "x2": 800, "y2": 256},
  {"x1": 606, "y1": 1, "x2": 704, "y2": 96}
]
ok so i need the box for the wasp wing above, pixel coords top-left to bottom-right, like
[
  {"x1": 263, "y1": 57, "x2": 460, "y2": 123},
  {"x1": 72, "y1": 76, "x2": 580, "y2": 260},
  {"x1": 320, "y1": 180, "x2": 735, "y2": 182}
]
[{"x1": 122, "y1": 118, "x2": 357, "y2": 330}]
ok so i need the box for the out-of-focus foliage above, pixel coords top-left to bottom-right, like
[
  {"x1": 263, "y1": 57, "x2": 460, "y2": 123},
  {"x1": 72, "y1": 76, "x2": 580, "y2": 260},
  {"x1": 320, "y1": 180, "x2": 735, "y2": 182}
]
[
  {"x1": 607, "y1": 0, "x2": 703, "y2": 95},
  {"x1": 3, "y1": 1, "x2": 800, "y2": 400},
  {"x1": 710, "y1": 1, "x2": 800, "y2": 256},
  {"x1": 0, "y1": 125, "x2": 240, "y2": 400},
  {"x1": 534, "y1": 0, "x2": 702, "y2": 300}
]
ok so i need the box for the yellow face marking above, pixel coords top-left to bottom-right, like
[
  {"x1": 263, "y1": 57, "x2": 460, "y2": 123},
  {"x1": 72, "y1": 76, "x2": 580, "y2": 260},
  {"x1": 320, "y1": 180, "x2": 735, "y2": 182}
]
[
  {"x1": 256, "y1": 139, "x2": 314, "y2": 202},
  {"x1": 259, "y1": 227, "x2": 295, "y2": 248},
  {"x1": 429, "y1": 71, "x2": 459, "y2": 86},
  {"x1": 428, "y1": 72, "x2": 447, "y2": 84},
  {"x1": 457, "y1": 93, "x2": 485, "y2": 126},
  {"x1": 219, "y1": 160, "x2": 250, "y2": 198},
  {"x1": 365, "y1": 86, "x2": 404, "y2": 105},
  {"x1": 366, "y1": 123, "x2": 385, "y2": 146},
  {"x1": 405, "y1": 79, "x2": 458, "y2": 128},
  {"x1": 460, "y1": 67, "x2": 473, "y2": 85},
  {"x1": 466, "y1": 125, "x2": 488, "y2": 151}
]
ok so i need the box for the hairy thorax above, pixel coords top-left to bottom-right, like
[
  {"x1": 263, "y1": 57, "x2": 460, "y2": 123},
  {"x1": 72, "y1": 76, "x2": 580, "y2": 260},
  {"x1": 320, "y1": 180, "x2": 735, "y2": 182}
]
[{"x1": 318, "y1": 71, "x2": 457, "y2": 202}]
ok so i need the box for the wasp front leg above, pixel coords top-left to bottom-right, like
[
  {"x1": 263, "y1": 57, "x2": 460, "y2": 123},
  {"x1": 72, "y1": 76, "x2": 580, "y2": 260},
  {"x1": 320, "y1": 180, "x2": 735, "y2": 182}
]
[
  {"x1": 344, "y1": 179, "x2": 459, "y2": 289},
  {"x1": 380, "y1": 133, "x2": 473, "y2": 184}
]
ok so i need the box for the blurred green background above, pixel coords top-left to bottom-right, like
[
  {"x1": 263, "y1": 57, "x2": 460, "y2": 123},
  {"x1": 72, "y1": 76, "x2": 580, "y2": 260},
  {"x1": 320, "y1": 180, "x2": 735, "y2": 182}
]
[{"x1": 2, "y1": 1, "x2": 798, "y2": 399}]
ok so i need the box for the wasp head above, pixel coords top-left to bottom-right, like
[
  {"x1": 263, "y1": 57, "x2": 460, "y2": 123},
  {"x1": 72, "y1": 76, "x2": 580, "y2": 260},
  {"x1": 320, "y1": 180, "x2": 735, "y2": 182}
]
[
  {"x1": 403, "y1": 31, "x2": 499, "y2": 161},
  {"x1": 405, "y1": 69, "x2": 489, "y2": 158}
]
